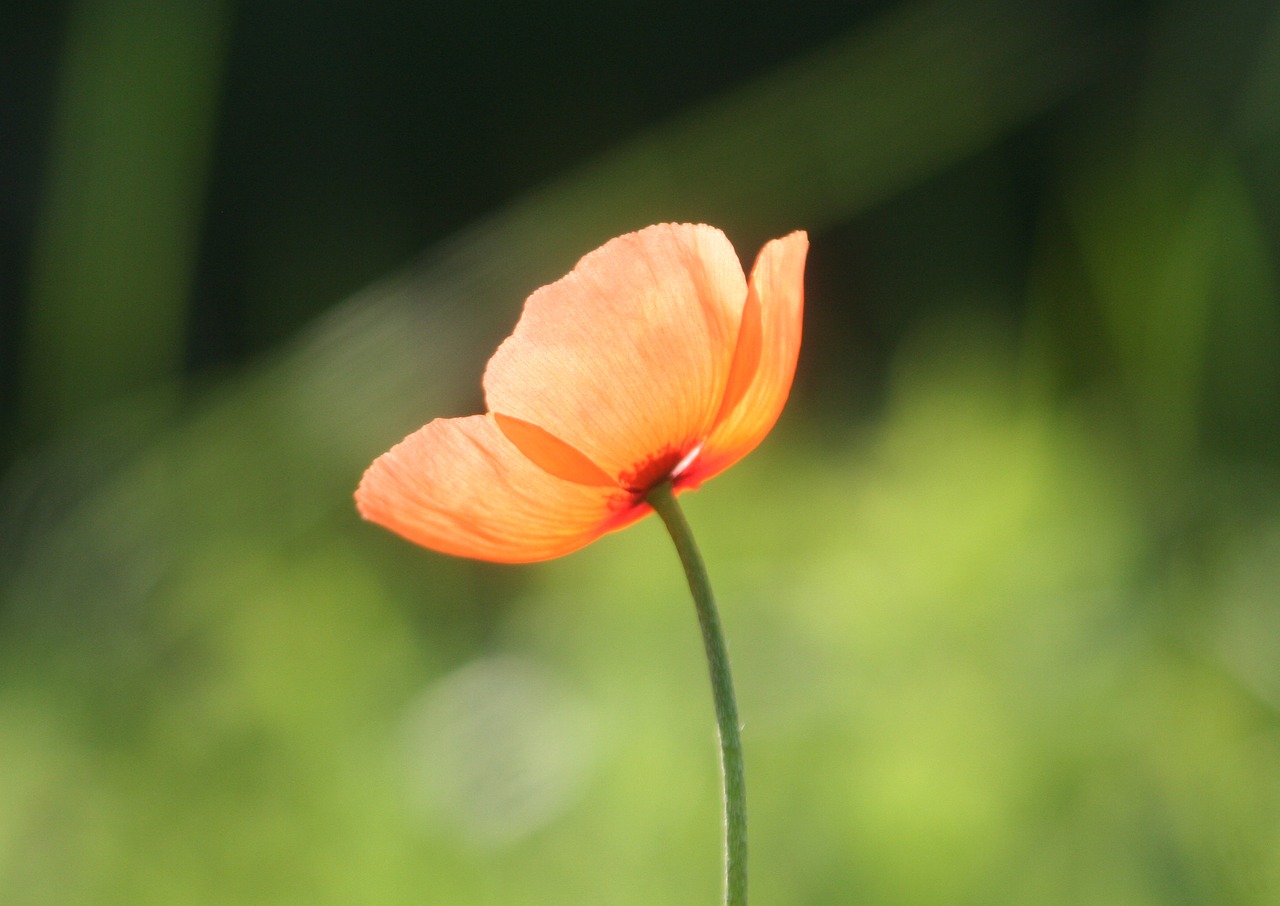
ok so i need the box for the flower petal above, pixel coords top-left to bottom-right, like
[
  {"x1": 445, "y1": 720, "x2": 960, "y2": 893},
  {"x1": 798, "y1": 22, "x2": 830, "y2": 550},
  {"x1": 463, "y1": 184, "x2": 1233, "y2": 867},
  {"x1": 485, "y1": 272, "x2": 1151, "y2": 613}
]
[
  {"x1": 683, "y1": 231, "x2": 808, "y2": 485},
  {"x1": 484, "y1": 223, "x2": 747, "y2": 483},
  {"x1": 355, "y1": 414, "x2": 643, "y2": 562},
  {"x1": 492, "y1": 414, "x2": 617, "y2": 487}
]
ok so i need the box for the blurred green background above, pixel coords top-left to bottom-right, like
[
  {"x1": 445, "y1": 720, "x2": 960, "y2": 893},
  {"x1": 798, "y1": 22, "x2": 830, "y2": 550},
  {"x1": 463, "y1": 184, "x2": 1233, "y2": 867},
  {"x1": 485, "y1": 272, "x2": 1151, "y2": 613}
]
[{"x1": 4, "y1": 0, "x2": 1280, "y2": 902}]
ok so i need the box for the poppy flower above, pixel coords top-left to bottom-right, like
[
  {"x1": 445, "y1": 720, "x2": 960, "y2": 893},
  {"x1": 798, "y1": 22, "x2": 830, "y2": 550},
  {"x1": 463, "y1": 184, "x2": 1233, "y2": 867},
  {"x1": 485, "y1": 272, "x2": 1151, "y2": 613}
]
[{"x1": 356, "y1": 223, "x2": 808, "y2": 563}]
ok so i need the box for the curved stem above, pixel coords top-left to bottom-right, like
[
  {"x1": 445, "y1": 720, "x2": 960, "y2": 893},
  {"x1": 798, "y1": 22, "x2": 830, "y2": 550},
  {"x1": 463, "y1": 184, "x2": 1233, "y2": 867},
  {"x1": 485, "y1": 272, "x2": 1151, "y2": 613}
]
[{"x1": 646, "y1": 481, "x2": 747, "y2": 906}]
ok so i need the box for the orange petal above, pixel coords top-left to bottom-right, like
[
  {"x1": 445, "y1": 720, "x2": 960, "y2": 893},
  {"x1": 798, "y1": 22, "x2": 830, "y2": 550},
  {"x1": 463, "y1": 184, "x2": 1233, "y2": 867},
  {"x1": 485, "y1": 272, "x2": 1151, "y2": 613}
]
[
  {"x1": 355, "y1": 414, "x2": 643, "y2": 563},
  {"x1": 683, "y1": 231, "x2": 807, "y2": 485},
  {"x1": 484, "y1": 223, "x2": 746, "y2": 484},
  {"x1": 492, "y1": 414, "x2": 617, "y2": 487}
]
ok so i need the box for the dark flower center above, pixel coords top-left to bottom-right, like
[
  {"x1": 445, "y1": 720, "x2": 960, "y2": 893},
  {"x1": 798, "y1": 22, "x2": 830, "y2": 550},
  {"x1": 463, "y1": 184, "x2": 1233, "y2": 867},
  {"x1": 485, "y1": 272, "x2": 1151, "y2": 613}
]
[{"x1": 620, "y1": 447, "x2": 686, "y2": 494}]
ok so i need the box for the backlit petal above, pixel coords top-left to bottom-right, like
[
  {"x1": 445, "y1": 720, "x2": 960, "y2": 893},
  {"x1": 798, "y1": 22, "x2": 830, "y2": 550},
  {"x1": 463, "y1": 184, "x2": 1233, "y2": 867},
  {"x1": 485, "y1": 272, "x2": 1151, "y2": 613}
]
[
  {"x1": 492, "y1": 414, "x2": 617, "y2": 487},
  {"x1": 355, "y1": 415, "x2": 643, "y2": 563},
  {"x1": 684, "y1": 231, "x2": 807, "y2": 485},
  {"x1": 484, "y1": 223, "x2": 746, "y2": 483}
]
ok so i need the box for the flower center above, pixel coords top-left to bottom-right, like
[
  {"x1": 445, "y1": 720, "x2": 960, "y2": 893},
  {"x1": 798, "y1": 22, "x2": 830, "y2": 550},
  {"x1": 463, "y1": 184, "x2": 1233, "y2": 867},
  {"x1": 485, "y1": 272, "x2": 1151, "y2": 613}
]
[{"x1": 619, "y1": 446, "x2": 687, "y2": 494}]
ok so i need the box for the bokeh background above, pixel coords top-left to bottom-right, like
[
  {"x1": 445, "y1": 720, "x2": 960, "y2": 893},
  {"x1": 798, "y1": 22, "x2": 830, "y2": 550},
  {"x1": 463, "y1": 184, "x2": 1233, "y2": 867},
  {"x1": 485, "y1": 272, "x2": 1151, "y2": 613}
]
[{"x1": 4, "y1": 0, "x2": 1280, "y2": 902}]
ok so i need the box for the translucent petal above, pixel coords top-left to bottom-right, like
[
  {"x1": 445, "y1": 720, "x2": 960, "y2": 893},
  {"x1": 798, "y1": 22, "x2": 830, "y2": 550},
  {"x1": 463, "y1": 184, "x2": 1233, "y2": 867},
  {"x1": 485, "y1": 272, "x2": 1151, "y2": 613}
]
[
  {"x1": 484, "y1": 223, "x2": 746, "y2": 483},
  {"x1": 356, "y1": 415, "x2": 643, "y2": 562},
  {"x1": 685, "y1": 231, "x2": 807, "y2": 485},
  {"x1": 492, "y1": 414, "x2": 617, "y2": 487}
]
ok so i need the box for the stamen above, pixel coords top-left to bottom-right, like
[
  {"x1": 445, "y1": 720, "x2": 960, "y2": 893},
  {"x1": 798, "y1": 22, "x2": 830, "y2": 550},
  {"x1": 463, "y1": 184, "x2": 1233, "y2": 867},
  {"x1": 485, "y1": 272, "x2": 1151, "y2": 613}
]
[{"x1": 671, "y1": 442, "x2": 704, "y2": 480}]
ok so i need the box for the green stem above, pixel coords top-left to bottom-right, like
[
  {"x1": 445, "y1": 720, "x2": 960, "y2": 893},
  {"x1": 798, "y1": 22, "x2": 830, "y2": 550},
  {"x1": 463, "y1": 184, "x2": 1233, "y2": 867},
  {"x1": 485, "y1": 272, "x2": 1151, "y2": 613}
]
[{"x1": 646, "y1": 481, "x2": 747, "y2": 906}]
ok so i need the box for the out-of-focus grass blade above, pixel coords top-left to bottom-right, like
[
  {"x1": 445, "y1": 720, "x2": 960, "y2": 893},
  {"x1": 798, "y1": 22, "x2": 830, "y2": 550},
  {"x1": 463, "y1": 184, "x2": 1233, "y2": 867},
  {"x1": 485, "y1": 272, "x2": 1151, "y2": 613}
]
[{"x1": 22, "y1": 0, "x2": 230, "y2": 436}]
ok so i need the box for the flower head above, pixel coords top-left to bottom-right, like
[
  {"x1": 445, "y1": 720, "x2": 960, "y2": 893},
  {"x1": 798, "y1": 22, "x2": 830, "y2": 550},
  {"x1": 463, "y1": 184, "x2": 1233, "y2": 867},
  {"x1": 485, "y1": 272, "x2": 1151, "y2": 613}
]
[{"x1": 356, "y1": 223, "x2": 808, "y2": 562}]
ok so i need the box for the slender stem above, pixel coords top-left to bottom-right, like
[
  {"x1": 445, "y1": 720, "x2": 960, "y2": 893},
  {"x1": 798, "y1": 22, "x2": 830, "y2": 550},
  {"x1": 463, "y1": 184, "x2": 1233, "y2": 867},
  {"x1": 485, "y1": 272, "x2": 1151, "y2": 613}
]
[{"x1": 646, "y1": 480, "x2": 747, "y2": 906}]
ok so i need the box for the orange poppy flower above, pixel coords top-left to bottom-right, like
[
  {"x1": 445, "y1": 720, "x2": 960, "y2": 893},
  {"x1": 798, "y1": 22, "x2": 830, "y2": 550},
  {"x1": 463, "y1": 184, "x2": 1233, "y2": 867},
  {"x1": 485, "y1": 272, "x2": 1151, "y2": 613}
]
[{"x1": 356, "y1": 223, "x2": 808, "y2": 562}]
